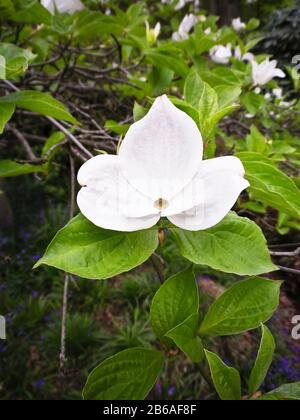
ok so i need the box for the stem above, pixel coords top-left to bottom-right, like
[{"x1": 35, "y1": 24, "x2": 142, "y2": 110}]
[
  {"x1": 150, "y1": 253, "x2": 165, "y2": 284},
  {"x1": 59, "y1": 154, "x2": 76, "y2": 374}
]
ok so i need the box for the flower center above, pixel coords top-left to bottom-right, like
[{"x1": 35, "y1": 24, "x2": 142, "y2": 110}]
[{"x1": 154, "y1": 198, "x2": 168, "y2": 211}]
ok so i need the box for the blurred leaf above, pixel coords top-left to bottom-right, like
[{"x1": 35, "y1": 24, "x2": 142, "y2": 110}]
[
  {"x1": 241, "y1": 92, "x2": 264, "y2": 115},
  {"x1": 0, "y1": 160, "x2": 47, "y2": 177},
  {"x1": 83, "y1": 348, "x2": 164, "y2": 400},
  {"x1": 0, "y1": 90, "x2": 78, "y2": 124},
  {"x1": 237, "y1": 152, "x2": 300, "y2": 219},
  {"x1": 200, "y1": 278, "x2": 281, "y2": 336},
  {"x1": 0, "y1": 103, "x2": 15, "y2": 133},
  {"x1": 246, "y1": 125, "x2": 267, "y2": 153}
]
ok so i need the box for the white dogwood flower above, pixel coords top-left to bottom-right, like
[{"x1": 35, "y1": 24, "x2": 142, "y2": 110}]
[
  {"x1": 41, "y1": 0, "x2": 84, "y2": 15},
  {"x1": 77, "y1": 96, "x2": 249, "y2": 232},
  {"x1": 232, "y1": 18, "x2": 246, "y2": 32},
  {"x1": 251, "y1": 59, "x2": 285, "y2": 86},
  {"x1": 210, "y1": 44, "x2": 232, "y2": 64},
  {"x1": 172, "y1": 14, "x2": 198, "y2": 41}
]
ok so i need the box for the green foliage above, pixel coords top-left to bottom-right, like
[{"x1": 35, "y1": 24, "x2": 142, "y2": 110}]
[
  {"x1": 205, "y1": 350, "x2": 241, "y2": 401},
  {"x1": 248, "y1": 324, "x2": 276, "y2": 394},
  {"x1": 200, "y1": 278, "x2": 281, "y2": 336},
  {"x1": 83, "y1": 348, "x2": 164, "y2": 400},
  {"x1": 172, "y1": 212, "x2": 277, "y2": 276},
  {"x1": 35, "y1": 213, "x2": 159, "y2": 279}
]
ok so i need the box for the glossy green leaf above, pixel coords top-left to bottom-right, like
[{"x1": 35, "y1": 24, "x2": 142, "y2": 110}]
[
  {"x1": 257, "y1": 382, "x2": 300, "y2": 400},
  {"x1": 246, "y1": 126, "x2": 267, "y2": 154},
  {"x1": 150, "y1": 268, "x2": 199, "y2": 343},
  {"x1": 0, "y1": 91, "x2": 78, "y2": 124},
  {"x1": 200, "y1": 278, "x2": 281, "y2": 336},
  {"x1": 248, "y1": 324, "x2": 275, "y2": 394},
  {"x1": 166, "y1": 313, "x2": 204, "y2": 363},
  {"x1": 0, "y1": 103, "x2": 15, "y2": 134},
  {"x1": 83, "y1": 348, "x2": 164, "y2": 400},
  {"x1": 237, "y1": 152, "x2": 300, "y2": 219},
  {"x1": 0, "y1": 160, "x2": 47, "y2": 178},
  {"x1": 205, "y1": 350, "x2": 241, "y2": 400},
  {"x1": 34, "y1": 213, "x2": 159, "y2": 280},
  {"x1": 172, "y1": 212, "x2": 277, "y2": 276}
]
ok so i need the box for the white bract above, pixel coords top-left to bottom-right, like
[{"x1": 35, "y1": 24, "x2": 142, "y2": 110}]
[
  {"x1": 251, "y1": 59, "x2": 285, "y2": 86},
  {"x1": 41, "y1": 0, "x2": 84, "y2": 14},
  {"x1": 77, "y1": 96, "x2": 249, "y2": 232},
  {"x1": 232, "y1": 17, "x2": 246, "y2": 32},
  {"x1": 172, "y1": 14, "x2": 198, "y2": 41},
  {"x1": 210, "y1": 44, "x2": 232, "y2": 64}
]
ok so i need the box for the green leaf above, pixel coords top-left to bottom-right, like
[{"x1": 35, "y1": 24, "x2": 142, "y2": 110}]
[
  {"x1": 172, "y1": 212, "x2": 277, "y2": 276},
  {"x1": 241, "y1": 92, "x2": 264, "y2": 115},
  {"x1": 83, "y1": 348, "x2": 164, "y2": 400},
  {"x1": 214, "y1": 85, "x2": 241, "y2": 109},
  {"x1": 205, "y1": 350, "x2": 241, "y2": 400},
  {"x1": 0, "y1": 160, "x2": 47, "y2": 178},
  {"x1": 146, "y1": 50, "x2": 189, "y2": 78},
  {"x1": 34, "y1": 213, "x2": 159, "y2": 280},
  {"x1": 150, "y1": 268, "x2": 199, "y2": 343},
  {"x1": 237, "y1": 152, "x2": 300, "y2": 219},
  {"x1": 246, "y1": 125, "x2": 267, "y2": 154},
  {"x1": 248, "y1": 324, "x2": 275, "y2": 394},
  {"x1": 0, "y1": 103, "x2": 15, "y2": 134},
  {"x1": 0, "y1": 43, "x2": 36, "y2": 79},
  {"x1": 0, "y1": 0, "x2": 15, "y2": 20},
  {"x1": 257, "y1": 383, "x2": 300, "y2": 400},
  {"x1": 0, "y1": 91, "x2": 78, "y2": 124},
  {"x1": 200, "y1": 278, "x2": 281, "y2": 336},
  {"x1": 166, "y1": 313, "x2": 204, "y2": 363}
]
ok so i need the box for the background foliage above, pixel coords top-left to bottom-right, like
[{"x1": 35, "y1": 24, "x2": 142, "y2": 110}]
[{"x1": 0, "y1": 0, "x2": 300, "y2": 400}]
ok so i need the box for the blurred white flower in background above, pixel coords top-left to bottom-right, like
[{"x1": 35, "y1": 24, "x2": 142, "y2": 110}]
[
  {"x1": 41, "y1": 0, "x2": 84, "y2": 14},
  {"x1": 251, "y1": 59, "x2": 285, "y2": 86},
  {"x1": 172, "y1": 14, "x2": 198, "y2": 41},
  {"x1": 232, "y1": 17, "x2": 246, "y2": 32},
  {"x1": 77, "y1": 96, "x2": 249, "y2": 232},
  {"x1": 234, "y1": 46, "x2": 254, "y2": 63},
  {"x1": 204, "y1": 27, "x2": 211, "y2": 35},
  {"x1": 146, "y1": 21, "x2": 161, "y2": 45},
  {"x1": 210, "y1": 44, "x2": 232, "y2": 64},
  {"x1": 272, "y1": 87, "x2": 283, "y2": 99}
]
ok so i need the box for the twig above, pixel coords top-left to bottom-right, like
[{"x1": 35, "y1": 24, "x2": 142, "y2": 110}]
[
  {"x1": 278, "y1": 266, "x2": 300, "y2": 276},
  {"x1": 9, "y1": 126, "x2": 36, "y2": 161},
  {"x1": 150, "y1": 253, "x2": 165, "y2": 284},
  {"x1": 269, "y1": 247, "x2": 300, "y2": 257},
  {"x1": 59, "y1": 154, "x2": 76, "y2": 374}
]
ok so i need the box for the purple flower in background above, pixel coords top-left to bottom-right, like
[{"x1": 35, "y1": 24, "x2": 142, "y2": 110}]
[
  {"x1": 168, "y1": 386, "x2": 176, "y2": 397},
  {"x1": 33, "y1": 379, "x2": 45, "y2": 389}
]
